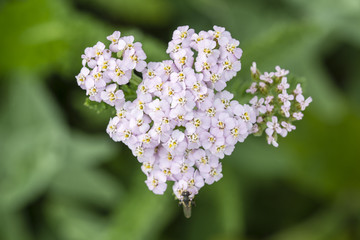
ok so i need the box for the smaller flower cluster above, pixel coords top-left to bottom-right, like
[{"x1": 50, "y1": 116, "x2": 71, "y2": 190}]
[
  {"x1": 246, "y1": 63, "x2": 312, "y2": 147},
  {"x1": 76, "y1": 31, "x2": 146, "y2": 107}
]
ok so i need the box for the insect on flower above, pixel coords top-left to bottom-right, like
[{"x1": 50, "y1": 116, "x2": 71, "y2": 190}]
[{"x1": 179, "y1": 191, "x2": 195, "y2": 218}]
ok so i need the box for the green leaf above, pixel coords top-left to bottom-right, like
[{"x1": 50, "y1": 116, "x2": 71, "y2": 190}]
[
  {"x1": 105, "y1": 172, "x2": 176, "y2": 240},
  {"x1": 84, "y1": 98, "x2": 115, "y2": 114},
  {"x1": 0, "y1": 73, "x2": 68, "y2": 212}
]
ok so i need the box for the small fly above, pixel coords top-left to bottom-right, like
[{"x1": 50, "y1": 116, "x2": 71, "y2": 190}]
[{"x1": 179, "y1": 191, "x2": 195, "y2": 218}]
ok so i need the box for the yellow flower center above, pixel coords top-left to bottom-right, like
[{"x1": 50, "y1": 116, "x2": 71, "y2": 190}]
[
  {"x1": 152, "y1": 179, "x2": 159, "y2": 187},
  {"x1": 180, "y1": 163, "x2": 189, "y2": 173},
  {"x1": 180, "y1": 31, "x2": 187, "y2": 39},
  {"x1": 200, "y1": 156, "x2": 208, "y2": 164},
  {"x1": 208, "y1": 136, "x2": 216, "y2": 143},
  {"x1": 167, "y1": 152, "x2": 173, "y2": 161},
  {"x1": 226, "y1": 44, "x2": 235, "y2": 53},
  {"x1": 203, "y1": 48, "x2": 212, "y2": 55},
  {"x1": 206, "y1": 107, "x2": 216, "y2": 117},
  {"x1": 231, "y1": 128, "x2": 239, "y2": 137},
  {"x1": 179, "y1": 57, "x2": 187, "y2": 65},
  {"x1": 108, "y1": 92, "x2": 116, "y2": 102},
  {"x1": 115, "y1": 67, "x2": 125, "y2": 77},
  {"x1": 194, "y1": 118, "x2": 201, "y2": 127},
  {"x1": 243, "y1": 112, "x2": 250, "y2": 121},
  {"x1": 131, "y1": 55, "x2": 138, "y2": 63},
  {"x1": 211, "y1": 74, "x2": 220, "y2": 83},
  {"x1": 217, "y1": 121, "x2": 225, "y2": 129},
  {"x1": 124, "y1": 130, "x2": 132, "y2": 139},
  {"x1": 202, "y1": 62, "x2": 210, "y2": 70}
]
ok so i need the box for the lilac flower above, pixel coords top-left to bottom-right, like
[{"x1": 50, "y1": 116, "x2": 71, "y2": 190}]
[
  {"x1": 278, "y1": 90, "x2": 294, "y2": 107},
  {"x1": 166, "y1": 41, "x2": 182, "y2": 57},
  {"x1": 92, "y1": 41, "x2": 106, "y2": 58},
  {"x1": 249, "y1": 96, "x2": 266, "y2": 115},
  {"x1": 204, "y1": 66, "x2": 228, "y2": 91},
  {"x1": 267, "y1": 135, "x2": 279, "y2": 147},
  {"x1": 197, "y1": 39, "x2": 217, "y2": 58},
  {"x1": 171, "y1": 90, "x2": 195, "y2": 111},
  {"x1": 157, "y1": 60, "x2": 176, "y2": 78},
  {"x1": 85, "y1": 81, "x2": 104, "y2": 102},
  {"x1": 186, "y1": 74, "x2": 207, "y2": 95},
  {"x1": 265, "y1": 116, "x2": 282, "y2": 137},
  {"x1": 129, "y1": 112, "x2": 151, "y2": 135},
  {"x1": 165, "y1": 130, "x2": 186, "y2": 153},
  {"x1": 265, "y1": 96, "x2": 274, "y2": 113},
  {"x1": 296, "y1": 94, "x2": 313, "y2": 111},
  {"x1": 280, "y1": 121, "x2": 296, "y2": 137},
  {"x1": 173, "y1": 180, "x2": 190, "y2": 199},
  {"x1": 169, "y1": 106, "x2": 194, "y2": 126},
  {"x1": 275, "y1": 66, "x2": 289, "y2": 78},
  {"x1": 136, "y1": 82, "x2": 152, "y2": 102},
  {"x1": 107, "y1": 31, "x2": 126, "y2": 52},
  {"x1": 186, "y1": 170, "x2": 205, "y2": 193},
  {"x1": 185, "y1": 115, "x2": 211, "y2": 134},
  {"x1": 143, "y1": 62, "x2": 160, "y2": 80},
  {"x1": 81, "y1": 47, "x2": 96, "y2": 68},
  {"x1": 146, "y1": 99, "x2": 170, "y2": 122},
  {"x1": 259, "y1": 81, "x2": 267, "y2": 90},
  {"x1": 122, "y1": 36, "x2": 135, "y2": 51},
  {"x1": 195, "y1": 53, "x2": 217, "y2": 73},
  {"x1": 173, "y1": 48, "x2": 194, "y2": 70},
  {"x1": 100, "y1": 84, "x2": 124, "y2": 106},
  {"x1": 211, "y1": 112, "x2": 236, "y2": 133},
  {"x1": 172, "y1": 26, "x2": 194, "y2": 45},
  {"x1": 108, "y1": 59, "x2": 132, "y2": 85},
  {"x1": 86, "y1": 68, "x2": 106, "y2": 89},
  {"x1": 232, "y1": 103, "x2": 256, "y2": 126},
  {"x1": 250, "y1": 62, "x2": 257, "y2": 75},
  {"x1": 226, "y1": 119, "x2": 248, "y2": 144},
  {"x1": 106, "y1": 117, "x2": 121, "y2": 141},
  {"x1": 145, "y1": 171, "x2": 167, "y2": 194},
  {"x1": 209, "y1": 25, "x2": 231, "y2": 46},
  {"x1": 221, "y1": 58, "x2": 241, "y2": 81},
  {"x1": 117, "y1": 121, "x2": 137, "y2": 145},
  {"x1": 222, "y1": 38, "x2": 242, "y2": 60},
  {"x1": 76, "y1": 67, "x2": 90, "y2": 90},
  {"x1": 277, "y1": 77, "x2": 290, "y2": 91},
  {"x1": 138, "y1": 133, "x2": 158, "y2": 149},
  {"x1": 170, "y1": 67, "x2": 196, "y2": 84},
  {"x1": 246, "y1": 82, "x2": 257, "y2": 94},
  {"x1": 293, "y1": 112, "x2": 304, "y2": 120},
  {"x1": 281, "y1": 105, "x2": 291, "y2": 118},
  {"x1": 141, "y1": 158, "x2": 155, "y2": 175},
  {"x1": 202, "y1": 160, "x2": 223, "y2": 185},
  {"x1": 123, "y1": 42, "x2": 147, "y2": 71},
  {"x1": 190, "y1": 31, "x2": 210, "y2": 50},
  {"x1": 260, "y1": 72, "x2": 274, "y2": 84},
  {"x1": 294, "y1": 84, "x2": 303, "y2": 96}
]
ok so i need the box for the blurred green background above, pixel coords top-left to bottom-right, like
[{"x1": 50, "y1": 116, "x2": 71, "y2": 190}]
[{"x1": 1, "y1": 0, "x2": 360, "y2": 239}]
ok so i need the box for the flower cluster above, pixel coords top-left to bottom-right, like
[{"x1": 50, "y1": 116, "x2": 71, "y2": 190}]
[
  {"x1": 247, "y1": 63, "x2": 312, "y2": 147},
  {"x1": 76, "y1": 26, "x2": 311, "y2": 203},
  {"x1": 76, "y1": 32, "x2": 146, "y2": 106}
]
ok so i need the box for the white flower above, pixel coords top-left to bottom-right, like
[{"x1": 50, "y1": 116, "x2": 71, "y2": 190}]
[
  {"x1": 250, "y1": 62, "x2": 257, "y2": 75},
  {"x1": 265, "y1": 116, "x2": 282, "y2": 137},
  {"x1": 296, "y1": 94, "x2": 312, "y2": 111}
]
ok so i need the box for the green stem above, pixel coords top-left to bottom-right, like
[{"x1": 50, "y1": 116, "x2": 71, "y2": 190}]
[{"x1": 130, "y1": 73, "x2": 143, "y2": 86}]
